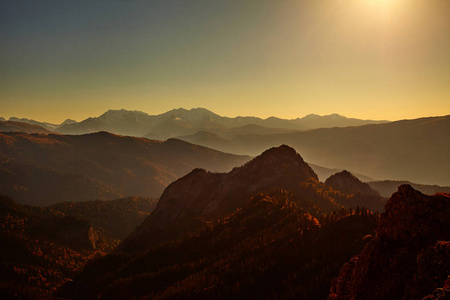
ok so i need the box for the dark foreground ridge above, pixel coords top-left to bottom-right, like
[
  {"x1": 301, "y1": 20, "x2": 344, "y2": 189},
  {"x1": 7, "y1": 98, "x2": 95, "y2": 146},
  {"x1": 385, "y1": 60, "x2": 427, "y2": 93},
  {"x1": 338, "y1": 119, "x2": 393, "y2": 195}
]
[{"x1": 328, "y1": 185, "x2": 450, "y2": 300}]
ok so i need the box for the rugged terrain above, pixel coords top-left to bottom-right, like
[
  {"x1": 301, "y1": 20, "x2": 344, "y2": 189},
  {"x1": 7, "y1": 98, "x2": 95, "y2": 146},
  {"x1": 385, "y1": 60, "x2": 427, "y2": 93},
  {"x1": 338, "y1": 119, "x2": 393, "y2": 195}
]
[{"x1": 328, "y1": 185, "x2": 450, "y2": 300}]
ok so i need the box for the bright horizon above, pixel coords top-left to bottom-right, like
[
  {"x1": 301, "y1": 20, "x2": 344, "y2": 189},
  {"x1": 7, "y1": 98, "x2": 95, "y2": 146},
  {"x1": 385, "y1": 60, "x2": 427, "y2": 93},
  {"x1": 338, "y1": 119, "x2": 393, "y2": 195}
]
[
  {"x1": 2, "y1": 1, "x2": 450, "y2": 124},
  {"x1": 4, "y1": 106, "x2": 450, "y2": 125}
]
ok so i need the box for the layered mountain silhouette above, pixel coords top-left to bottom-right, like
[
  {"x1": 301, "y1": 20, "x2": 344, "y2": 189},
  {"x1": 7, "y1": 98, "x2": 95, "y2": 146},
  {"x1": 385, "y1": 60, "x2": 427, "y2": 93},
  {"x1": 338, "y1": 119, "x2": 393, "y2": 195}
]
[
  {"x1": 325, "y1": 171, "x2": 385, "y2": 211},
  {"x1": 0, "y1": 121, "x2": 53, "y2": 134},
  {"x1": 325, "y1": 171, "x2": 380, "y2": 197},
  {"x1": 0, "y1": 132, "x2": 250, "y2": 205},
  {"x1": 7, "y1": 117, "x2": 75, "y2": 131},
  {"x1": 329, "y1": 185, "x2": 450, "y2": 300},
  {"x1": 54, "y1": 108, "x2": 386, "y2": 138},
  {"x1": 120, "y1": 145, "x2": 382, "y2": 252},
  {"x1": 228, "y1": 115, "x2": 450, "y2": 186},
  {"x1": 368, "y1": 180, "x2": 450, "y2": 198},
  {"x1": 7, "y1": 109, "x2": 448, "y2": 186}
]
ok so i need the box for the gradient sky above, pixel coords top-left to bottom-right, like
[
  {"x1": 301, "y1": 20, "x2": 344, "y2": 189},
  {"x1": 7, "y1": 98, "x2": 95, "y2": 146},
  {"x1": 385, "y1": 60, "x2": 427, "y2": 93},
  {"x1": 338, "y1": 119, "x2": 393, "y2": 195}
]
[{"x1": 1, "y1": 0, "x2": 450, "y2": 123}]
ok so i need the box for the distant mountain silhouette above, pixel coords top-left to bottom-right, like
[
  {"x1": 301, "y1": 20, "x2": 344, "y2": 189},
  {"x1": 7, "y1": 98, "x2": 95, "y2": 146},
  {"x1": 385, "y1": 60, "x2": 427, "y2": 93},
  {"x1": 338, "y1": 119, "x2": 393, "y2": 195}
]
[
  {"x1": 55, "y1": 108, "x2": 386, "y2": 139},
  {"x1": 230, "y1": 115, "x2": 450, "y2": 186},
  {"x1": 368, "y1": 180, "x2": 450, "y2": 198},
  {"x1": 325, "y1": 171, "x2": 380, "y2": 197},
  {"x1": 329, "y1": 185, "x2": 450, "y2": 300},
  {"x1": 0, "y1": 132, "x2": 250, "y2": 205},
  {"x1": 175, "y1": 130, "x2": 236, "y2": 153},
  {"x1": 309, "y1": 163, "x2": 374, "y2": 183},
  {"x1": 0, "y1": 120, "x2": 53, "y2": 134},
  {"x1": 325, "y1": 171, "x2": 384, "y2": 211}
]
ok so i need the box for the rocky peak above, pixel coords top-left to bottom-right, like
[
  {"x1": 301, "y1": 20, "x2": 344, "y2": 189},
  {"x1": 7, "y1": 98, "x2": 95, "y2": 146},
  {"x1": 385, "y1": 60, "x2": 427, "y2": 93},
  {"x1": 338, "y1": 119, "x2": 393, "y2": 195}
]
[
  {"x1": 120, "y1": 145, "x2": 319, "y2": 251},
  {"x1": 232, "y1": 145, "x2": 318, "y2": 183},
  {"x1": 328, "y1": 185, "x2": 450, "y2": 300},
  {"x1": 377, "y1": 184, "x2": 449, "y2": 242},
  {"x1": 325, "y1": 170, "x2": 379, "y2": 197}
]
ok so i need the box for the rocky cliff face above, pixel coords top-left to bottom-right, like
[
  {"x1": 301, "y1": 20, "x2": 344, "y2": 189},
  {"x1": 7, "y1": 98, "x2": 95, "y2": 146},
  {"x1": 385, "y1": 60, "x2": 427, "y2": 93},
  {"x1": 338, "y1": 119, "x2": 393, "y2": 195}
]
[
  {"x1": 121, "y1": 145, "x2": 319, "y2": 251},
  {"x1": 328, "y1": 185, "x2": 450, "y2": 300}
]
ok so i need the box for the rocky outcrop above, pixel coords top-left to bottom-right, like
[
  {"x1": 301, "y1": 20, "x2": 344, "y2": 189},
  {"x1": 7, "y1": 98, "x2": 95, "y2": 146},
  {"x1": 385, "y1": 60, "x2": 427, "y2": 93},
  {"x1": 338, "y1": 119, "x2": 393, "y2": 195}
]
[
  {"x1": 325, "y1": 170, "x2": 380, "y2": 197},
  {"x1": 325, "y1": 170, "x2": 384, "y2": 211},
  {"x1": 328, "y1": 185, "x2": 450, "y2": 300},
  {"x1": 120, "y1": 145, "x2": 319, "y2": 251}
]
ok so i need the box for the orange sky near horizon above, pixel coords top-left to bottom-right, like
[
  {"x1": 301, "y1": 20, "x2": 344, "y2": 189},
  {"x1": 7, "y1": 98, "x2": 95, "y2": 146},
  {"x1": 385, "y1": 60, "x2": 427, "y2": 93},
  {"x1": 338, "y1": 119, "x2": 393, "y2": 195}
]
[{"x1": 1, "y1": 0, "x2": 449, "y2": 123}]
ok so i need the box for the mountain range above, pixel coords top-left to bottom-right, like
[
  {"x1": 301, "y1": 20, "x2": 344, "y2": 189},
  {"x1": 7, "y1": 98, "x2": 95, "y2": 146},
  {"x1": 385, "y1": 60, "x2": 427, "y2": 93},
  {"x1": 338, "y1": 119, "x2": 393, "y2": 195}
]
[
  {"x1": 120, "y1": 145, "x2": 384, "y2": 252},
  {"x1": 225, "y1": 115, "x2": 450, "y2": 186},
  {"x1": 4, "y1": 108, "x2": 387, "y2": 139},
  {"x1": 3, "y1": 109, "x2": 449, "y2": 186},
  {"x1": 0, "y1": 131, "x2": 250, "y2": 205},
  {"x1": 58, "y1": 146, "x2": 383, "y2": 299}
]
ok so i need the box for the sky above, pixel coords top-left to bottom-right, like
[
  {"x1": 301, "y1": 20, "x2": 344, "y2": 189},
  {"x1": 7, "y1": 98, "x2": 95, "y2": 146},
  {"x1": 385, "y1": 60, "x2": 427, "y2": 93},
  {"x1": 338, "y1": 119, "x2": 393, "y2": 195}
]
[{"x1": 1, "y1": 0, "x2": 450, "y2": 123}]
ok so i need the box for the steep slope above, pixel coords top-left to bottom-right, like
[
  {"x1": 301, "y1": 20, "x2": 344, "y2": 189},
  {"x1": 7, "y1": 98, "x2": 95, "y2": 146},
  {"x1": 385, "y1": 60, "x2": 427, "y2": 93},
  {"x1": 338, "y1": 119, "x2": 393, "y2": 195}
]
[
  {"x1": 49, "y1": 197, "x2": 158, "y2": 240},
  {"x1": 231, "y1": 115, "x2": 450, "y2": 186},
  {"x1": 325, "y1": 171, "x2": 380, "y2": 197},
  {"x1": 0, "y1": 121, "x2": 53, "y2": 134},
  {"x1": 58, "y1": 191, "x2": 379, "y2": 300},
  {"x1": 121, "y1": 145, "x2": 381, "y2": 252},
  {"x1": 121, "y1": 145, "x2": 324, "y2": 251},
  {"x1": 328, "y1": 185, "x2": 450, "y2": 300},
  {"x1": 0, "y1": 159, "x2": 120, "y2": 206},
  {"x1": 0, "y1": 195, "x2": 114, "y2": 299},
  {"x1": 0, "y1": 132, "x2": 250, "y2": 205},
  {"x1": 325, "y1": 171, "x2": 384, "y2": 211}
]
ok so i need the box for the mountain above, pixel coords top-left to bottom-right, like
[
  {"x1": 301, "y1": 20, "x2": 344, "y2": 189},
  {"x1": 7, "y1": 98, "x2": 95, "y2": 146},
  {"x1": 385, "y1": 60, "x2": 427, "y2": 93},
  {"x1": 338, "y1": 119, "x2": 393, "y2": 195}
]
[
  {"x1": 49, "y1": 197, "x2": 158, "y2": 240},
  {"x1": 309, "y1": 163, "x2": 375, "y2": 182},
  {"x1": 0, "y1": 194, "x2": 116, "y2": 298},
  {"x1": 6, "y1": 117, "x2": 77, "y2": 131},
  {"x1": 328, "y1": 185, "x2": 450, "y2": 300},
  {"x1": 230, "y1": 115, "x2": 450, "y2": 186},
  {"x1": 293, "y1": 113, "x2": 386, "y2": 129},
  {"x1": 175, "y1": 130, "x2": 236, "y2": 153},
  {"x1": 0, "y1": 117, "x2": 5, "y2": 122},
  {"x1": 8, "y1": 117, "x2": 59, "y2": 131},
  {"x1": 55, "y1": 108, "x2": 386, "y2": 139},
  {"x1": 368, "y1": 180, "x2": 450, "y2": 198},
  {"x1": 325, "y1": 171, "x2": 384, "y2": 211},
  {"x1": 58, "y1": 191, "x2": 379, "y2": 300},
  {"x1": 0, "y1": 159, "x2": 121, "y2": 206},
  {"x1": 325, "y1": 171, "x2": 380, "y2": 197},
  {"x1": 0, "y1": 120, "x2": 53, "y2": 134},
  {"x1": 0, "y1": 132, "x2": 250, "y2": 205},
  {"x1": 121, "y1": 145, "x2": 319, "y2": 251},
  {"x1": 120, "y1": 145, "x2": 382, "y2": 252}
]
